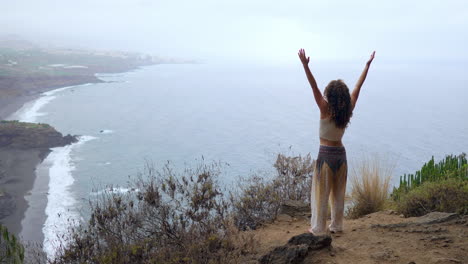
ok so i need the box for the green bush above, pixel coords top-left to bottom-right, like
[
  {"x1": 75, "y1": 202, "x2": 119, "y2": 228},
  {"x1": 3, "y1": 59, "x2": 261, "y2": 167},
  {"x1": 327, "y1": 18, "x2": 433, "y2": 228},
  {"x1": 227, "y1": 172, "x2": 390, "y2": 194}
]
[
  {"x1": 396, "y1": 178, "x2": 468, "y2": 217},
  {"x1": 0, "y1": 224, "x2": 24, "y2": 264},
  {"x1": 392, "y1": 153, "x2": 467, "y2": 201}
]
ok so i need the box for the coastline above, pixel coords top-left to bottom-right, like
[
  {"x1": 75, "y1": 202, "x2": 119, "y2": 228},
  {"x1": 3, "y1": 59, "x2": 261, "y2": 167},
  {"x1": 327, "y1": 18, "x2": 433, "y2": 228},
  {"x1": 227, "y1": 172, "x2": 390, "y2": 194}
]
[
  {"x1": 0, "y1": 148, "x2": 46, "y2": 236},
  {"x1": 0, "y1": 64, "x2": 152, "y2": 243}
]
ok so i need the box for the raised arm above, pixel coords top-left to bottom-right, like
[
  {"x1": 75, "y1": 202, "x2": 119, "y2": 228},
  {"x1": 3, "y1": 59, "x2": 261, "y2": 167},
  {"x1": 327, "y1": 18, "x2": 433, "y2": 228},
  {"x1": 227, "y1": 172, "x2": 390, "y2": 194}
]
[
  {"x1": 298, "y1": 49, "x2": 327, "y2": 113},
  {"x1": 351, "y1": 51, "x2": 375, "y2": 108}
]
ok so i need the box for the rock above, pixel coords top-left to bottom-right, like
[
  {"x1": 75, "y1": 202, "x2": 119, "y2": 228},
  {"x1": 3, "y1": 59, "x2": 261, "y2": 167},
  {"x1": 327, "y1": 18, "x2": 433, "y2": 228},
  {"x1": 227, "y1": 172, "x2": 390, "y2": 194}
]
[
  {"x1": 276, "y1": 214, "x2": 293, "y2": 222},
  {"x1": 280, "y1": 200, "x2": 310, "y2": 217},
  {"x1": 430, "y1": 236, "x2": 448, "y2": 242},
  {"x1": 414, "y1": 212, "x2": 459, "y2": 224},
  {"x1": 432, "y1": 257, "x2": 462, "y2": 264},
  {"x1": 372, "y1": 212, "x2": 460, "y2": 230},
  {"x1": 259, "y1": 244, "x2": 309, "y2": 264},
  {"x1": 259, "y1": 233, "x2": 332, "y2": 264},
  {"x1": 287, "y1": 233, "x2": 332, "y2": 250}
]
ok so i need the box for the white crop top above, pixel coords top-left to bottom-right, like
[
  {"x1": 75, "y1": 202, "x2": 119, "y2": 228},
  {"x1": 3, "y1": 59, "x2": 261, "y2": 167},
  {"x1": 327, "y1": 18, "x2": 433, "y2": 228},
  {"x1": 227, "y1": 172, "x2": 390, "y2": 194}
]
[{"x1": 319, "y1": 118, "x2": 345, "y2": 141}]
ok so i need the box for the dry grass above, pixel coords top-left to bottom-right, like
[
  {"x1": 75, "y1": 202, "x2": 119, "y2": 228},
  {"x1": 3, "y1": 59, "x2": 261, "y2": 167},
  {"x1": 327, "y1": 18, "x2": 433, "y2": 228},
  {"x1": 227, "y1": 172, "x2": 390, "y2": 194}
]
[{"x1": 346, "y1": 157, "x2": 393, "y2": 219}]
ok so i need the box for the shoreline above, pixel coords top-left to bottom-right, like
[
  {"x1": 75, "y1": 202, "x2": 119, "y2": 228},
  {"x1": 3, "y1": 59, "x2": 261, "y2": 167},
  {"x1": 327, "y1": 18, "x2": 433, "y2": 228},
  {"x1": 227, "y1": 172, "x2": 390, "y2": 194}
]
[
  {"x1": 0, "y1": 148, "x2": 48, "y2": 237},
  {"x1": 0, "y1": 65, "x2": 152, "y2": 243}
]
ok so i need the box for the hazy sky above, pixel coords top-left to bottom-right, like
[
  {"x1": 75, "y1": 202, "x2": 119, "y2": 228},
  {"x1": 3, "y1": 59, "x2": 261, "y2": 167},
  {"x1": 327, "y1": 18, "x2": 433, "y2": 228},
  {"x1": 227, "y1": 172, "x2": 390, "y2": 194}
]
[{"x1": 2, "y1": 0, "x2": 467, "y2": 63}]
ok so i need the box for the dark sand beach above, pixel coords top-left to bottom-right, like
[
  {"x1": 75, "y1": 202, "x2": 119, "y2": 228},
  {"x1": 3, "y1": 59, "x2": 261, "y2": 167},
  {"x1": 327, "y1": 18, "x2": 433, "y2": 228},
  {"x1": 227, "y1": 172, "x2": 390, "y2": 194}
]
[{"x1": 0, "y1": 149, "x2": 46, "y2": 237}]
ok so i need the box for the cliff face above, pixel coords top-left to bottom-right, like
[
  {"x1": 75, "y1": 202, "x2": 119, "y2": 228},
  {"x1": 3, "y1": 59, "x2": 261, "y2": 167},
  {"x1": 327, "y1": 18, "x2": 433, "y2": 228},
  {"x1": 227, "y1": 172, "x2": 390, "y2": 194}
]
[{"x1": 0, "y1": 120, "x2": 77, "y2": 149}]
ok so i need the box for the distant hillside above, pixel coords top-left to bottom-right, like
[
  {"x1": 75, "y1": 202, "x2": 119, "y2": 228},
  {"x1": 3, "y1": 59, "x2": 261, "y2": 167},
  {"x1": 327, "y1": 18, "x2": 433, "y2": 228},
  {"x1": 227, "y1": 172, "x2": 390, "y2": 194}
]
[{"x1": 0, "y1": 39, "x2": 157, "y2": 119}]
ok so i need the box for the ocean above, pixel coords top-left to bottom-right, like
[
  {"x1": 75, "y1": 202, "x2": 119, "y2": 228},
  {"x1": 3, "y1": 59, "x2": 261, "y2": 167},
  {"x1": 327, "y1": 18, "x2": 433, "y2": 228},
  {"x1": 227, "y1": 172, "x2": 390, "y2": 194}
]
[{"x1": 9, "y1": 61, "x2": 468, "y2": 258}]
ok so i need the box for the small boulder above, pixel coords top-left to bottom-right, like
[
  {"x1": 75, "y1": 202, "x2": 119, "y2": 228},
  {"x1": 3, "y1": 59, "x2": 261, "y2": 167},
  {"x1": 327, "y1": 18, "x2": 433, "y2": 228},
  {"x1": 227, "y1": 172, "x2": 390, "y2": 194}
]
[
  {"x1": 276, "y1": 214, "x2": 293, "y2": 222},
  {"x1": 259, "y1": 233, "x2": 332, "y2": 264},
  {"x1": 280, "y1": 200, "x2": 310, "y2": 217},
  {"x1": 414, "y1": 212, "x2": 459, "y2": 224}
]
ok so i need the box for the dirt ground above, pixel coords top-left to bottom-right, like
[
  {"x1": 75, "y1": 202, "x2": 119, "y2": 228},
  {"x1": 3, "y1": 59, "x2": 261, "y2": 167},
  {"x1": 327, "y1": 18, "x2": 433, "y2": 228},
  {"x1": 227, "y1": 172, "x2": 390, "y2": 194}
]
[{"x1": 244, "y1": 211, "x2": 468, "y2": 264}]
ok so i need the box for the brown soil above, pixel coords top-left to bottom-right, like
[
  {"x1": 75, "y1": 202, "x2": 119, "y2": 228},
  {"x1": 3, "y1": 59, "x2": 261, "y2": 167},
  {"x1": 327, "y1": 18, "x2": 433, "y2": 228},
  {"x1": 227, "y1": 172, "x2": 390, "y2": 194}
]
[{"x1": 245, "y1": 211, "x2": 468, "y2": 264}]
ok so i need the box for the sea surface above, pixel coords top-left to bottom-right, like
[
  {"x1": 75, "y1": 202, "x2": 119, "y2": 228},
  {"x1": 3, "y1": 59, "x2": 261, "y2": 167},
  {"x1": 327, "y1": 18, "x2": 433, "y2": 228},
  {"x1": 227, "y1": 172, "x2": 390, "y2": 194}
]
[{"x1": 9, "y1": 61, "x2": 468, "y2": 258}]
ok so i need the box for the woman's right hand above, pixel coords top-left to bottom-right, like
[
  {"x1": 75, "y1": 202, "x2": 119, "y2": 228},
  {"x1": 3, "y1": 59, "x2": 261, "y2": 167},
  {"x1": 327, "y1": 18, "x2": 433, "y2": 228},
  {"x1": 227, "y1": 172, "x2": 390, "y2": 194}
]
[{"x1": 298, "y1": 48, "x2": 310, "y2": 66}]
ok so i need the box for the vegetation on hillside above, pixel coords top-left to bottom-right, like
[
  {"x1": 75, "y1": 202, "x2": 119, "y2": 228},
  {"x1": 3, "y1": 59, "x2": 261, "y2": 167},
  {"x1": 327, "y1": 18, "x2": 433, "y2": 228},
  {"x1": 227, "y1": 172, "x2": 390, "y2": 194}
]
[
  {"x1": 231, "y1": 153, "x2": 314, "y2": 230},
  {"x1": 47, "y1": 153, "x2": 313, "y2": 264},
  {"x1": 0, "y1": 120, "x2": 76, "y2": 149},
  {"x1": 391, "y1": 154, "x2": 468, "y2": 201},
  {"x1": 0, "y1": 47, "x2": 154, "y2": 78},
  {"x1": 392, "y1": 154, "x2": 468, "y2": 217},
  {"x1": 0, "y1": 120, "x2": 52, "y2": 129},
  {"x1": 396, "y1": 178, "x2": 468, "y2": 217},
  {"x1": 0, "y1": 224, "x2": 24, "y2": 264}
]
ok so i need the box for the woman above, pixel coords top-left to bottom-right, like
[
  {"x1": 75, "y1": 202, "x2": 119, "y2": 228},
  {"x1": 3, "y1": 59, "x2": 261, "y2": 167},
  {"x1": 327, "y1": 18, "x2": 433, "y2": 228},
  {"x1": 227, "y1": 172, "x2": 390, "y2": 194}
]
[{"x1": 298, "y1": 48, "x2": 375, "y2": 235}]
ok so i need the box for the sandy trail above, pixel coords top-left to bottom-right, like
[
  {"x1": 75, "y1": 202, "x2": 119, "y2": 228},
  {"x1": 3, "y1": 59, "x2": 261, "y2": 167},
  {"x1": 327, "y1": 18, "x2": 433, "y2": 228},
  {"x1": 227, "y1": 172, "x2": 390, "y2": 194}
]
[{"x1": 244, "y1": 211, "x2": 468, "y2": 264}]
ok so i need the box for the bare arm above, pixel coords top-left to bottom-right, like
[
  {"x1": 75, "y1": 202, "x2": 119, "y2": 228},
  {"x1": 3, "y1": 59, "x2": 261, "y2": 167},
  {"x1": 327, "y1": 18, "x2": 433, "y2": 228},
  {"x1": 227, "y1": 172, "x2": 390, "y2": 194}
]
[
  {"x1": 351, "y1": 51, "x2": 375, "y2": 108},
  {"x1": 298, "y1": 49, "x2": 327, "y2": 113}
]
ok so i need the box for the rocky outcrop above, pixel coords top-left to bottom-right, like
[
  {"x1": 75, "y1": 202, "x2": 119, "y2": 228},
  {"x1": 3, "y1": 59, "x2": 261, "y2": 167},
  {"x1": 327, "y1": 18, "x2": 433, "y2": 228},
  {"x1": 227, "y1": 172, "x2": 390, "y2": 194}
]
[
  {"x1": 0, "y1": 121, "x2": 77, "y2": 149},
  {"x1": 371, "y1": 212, "x2": 461, "y2": 229},
  {"x1": 259, "y1": 233, "x2": 332, "y2": 264},
  {"x1": 279, "y1": 200, "x2": 310, "y2": 218}
]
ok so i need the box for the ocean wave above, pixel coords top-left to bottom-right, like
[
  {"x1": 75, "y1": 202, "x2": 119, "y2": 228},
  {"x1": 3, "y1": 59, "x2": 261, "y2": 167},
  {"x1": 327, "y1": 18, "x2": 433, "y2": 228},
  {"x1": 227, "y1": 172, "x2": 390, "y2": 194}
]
[
  {"x1": 91, "y1": 187, "x2": 140, "y2": 196},
  {"x1": 99, "y1": 129, "x2": 114, "y2": 134},
  {"x1": 7, "y1": 83, "x2": 93, "y2": 122},
  {"x1": 42, "y1": 135, "x2": 96, "y2": 260}
]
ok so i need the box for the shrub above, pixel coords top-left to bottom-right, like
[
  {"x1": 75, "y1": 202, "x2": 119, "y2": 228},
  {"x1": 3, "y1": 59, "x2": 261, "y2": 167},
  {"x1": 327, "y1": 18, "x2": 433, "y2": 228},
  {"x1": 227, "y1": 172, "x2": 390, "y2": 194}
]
[
  {"x1": 0, "y1": 224, "x2": 24, "y2": 264},
  {"x1": 396, "y1": 178, "x2": 468, "y2": 217},
  {"x1": 392, "y1": 153, "x2": 468, "y2": 201},
  {"x1": 231, "y1": 153, "x2": 314, "y2": 230},
  {"x1": 346, "y1": 157, "x2": 392, "y2": 219},
  {"x1": 52, "y1": 161, "x2": 256, "y2": 264},
  {"x1": 51, "y1": 153, "x2": 315, "y2": 263}
]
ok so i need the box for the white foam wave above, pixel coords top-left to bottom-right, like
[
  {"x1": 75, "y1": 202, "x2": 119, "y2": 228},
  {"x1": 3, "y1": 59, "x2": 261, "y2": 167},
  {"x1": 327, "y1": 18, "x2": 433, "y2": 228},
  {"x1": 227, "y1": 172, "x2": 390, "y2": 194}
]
[
  {"x1": 91, "y1": 187, "x2": 140, "y2": 196},
  {"x1": 7, "y1": 83, "x2": 94, "y2": 122},
  {"x1": 42, "y1": 135, "x2": 96, "y2": 260},
  {"x1": 99, "y1": 129, "x2": 114, "y2": 134},
  {"x1": 12, "y1": 94, "x2": 57, "y2": 122}
]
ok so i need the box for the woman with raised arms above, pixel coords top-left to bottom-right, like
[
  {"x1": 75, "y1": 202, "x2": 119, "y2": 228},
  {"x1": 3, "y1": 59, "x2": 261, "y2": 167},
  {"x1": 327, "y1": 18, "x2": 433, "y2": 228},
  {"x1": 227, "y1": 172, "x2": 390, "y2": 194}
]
[{"x1": 298, "y1": 48, "x2": 375, "y2": 234}]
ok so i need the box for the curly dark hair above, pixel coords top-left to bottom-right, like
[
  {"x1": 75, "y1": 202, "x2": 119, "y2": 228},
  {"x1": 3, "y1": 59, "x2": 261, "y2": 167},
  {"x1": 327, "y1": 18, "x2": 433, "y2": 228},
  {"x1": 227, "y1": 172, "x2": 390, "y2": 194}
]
[{"x1": 324, "y1": 79, "x2": 353, "y2": 129}]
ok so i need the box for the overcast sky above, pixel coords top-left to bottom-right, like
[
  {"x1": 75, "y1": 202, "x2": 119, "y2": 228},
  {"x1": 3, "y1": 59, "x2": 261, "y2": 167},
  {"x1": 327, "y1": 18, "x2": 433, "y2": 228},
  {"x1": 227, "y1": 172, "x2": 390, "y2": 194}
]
[{"x1": 2, "y1": 0, "x2": 467, "y2": 64}]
